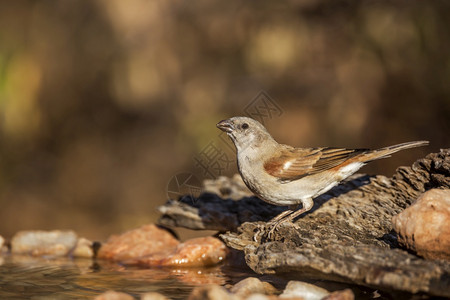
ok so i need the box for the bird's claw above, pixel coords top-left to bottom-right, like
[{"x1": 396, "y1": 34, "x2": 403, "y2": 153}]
[
  {"x1": 252, "y1": 223, "x2": 266, "y2": 243},
  {"x1": 252, "y1": 221, "x2": 283, "y2": 243}
]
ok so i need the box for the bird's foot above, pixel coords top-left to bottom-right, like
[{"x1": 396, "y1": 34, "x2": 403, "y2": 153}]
[
  {"x1": 252, "y1": 223, "x2": 267, "y2": 243},
  {"x1": 265, "y1": 219, "x2": 287, "y2": 240},
  {"x1": 262, "y1": 207, "x2": 309, "y2": 241},
  {"x1": 253, "y1": 206, "x2": 309, "y2": 242},
  {"x1": 251, "y1": 219, "x2": 285, "y2": 242}
]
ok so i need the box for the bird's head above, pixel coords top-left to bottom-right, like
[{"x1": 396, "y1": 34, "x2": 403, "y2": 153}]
[{"x1": 216, "y1": 116, "x2": 276, "y2": 152}]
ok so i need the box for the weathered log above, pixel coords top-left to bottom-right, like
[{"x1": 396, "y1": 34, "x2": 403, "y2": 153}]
[{"x1": 158, "y1": 149, "x2": 450, "y2": 296}]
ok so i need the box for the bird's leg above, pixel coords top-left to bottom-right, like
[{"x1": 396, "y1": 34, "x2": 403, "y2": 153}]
[
  {"x1": 266, "y1": 199, "x2": 314, "y2": 239},
  {"x1": 282, "y1": 198, "x2": 313, "y2": 223},
  {"x1": 263, "y1": 205, "x2": 298, "y2": 240},
  {"x1": 267, "y1": 205, "x2": 298, "y2": 224},
  {"x1": 253, "y1": 205, "x2": 297, "y2": 243}
]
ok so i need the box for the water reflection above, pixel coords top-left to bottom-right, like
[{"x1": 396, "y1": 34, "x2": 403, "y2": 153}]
[
  {"x1": 0, "y1": 255, "x2": 227, "y2": 299},
  {"x1": 0, "y1": 254, "x2": 418, "y2": 299}
]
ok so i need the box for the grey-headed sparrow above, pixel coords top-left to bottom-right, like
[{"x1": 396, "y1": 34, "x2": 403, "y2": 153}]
[{"x1": 217, "y1": 116, "x2": 428, "y2": 233}]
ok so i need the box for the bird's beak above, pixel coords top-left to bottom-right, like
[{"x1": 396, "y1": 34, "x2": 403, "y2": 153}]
[{"x1": 216, "y1": 119, "x2": 234, "y2": 133}]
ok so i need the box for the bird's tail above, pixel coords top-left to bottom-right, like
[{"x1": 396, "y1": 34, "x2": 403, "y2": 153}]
[{"x1": 362, "y1": 141, "x2": 429, "y2": 163}]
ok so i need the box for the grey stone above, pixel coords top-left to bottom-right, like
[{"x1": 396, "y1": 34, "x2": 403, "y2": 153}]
[
  {"x1": 203, "y1": 174, "x2": 253, "y2": 200},
  {"x1": 0, "y1": 235, "x2": 5, "y2": 254},
  {"x1": 188, "y1": 284, "x2": 237, "y2": 300},
  {"x1": 280, "y1": 281, "x2": 329, "y2": 300},
  {"x1": 230, "y1": 277, "x2": 276, "y2": 297},
  {"x1": 71, "y1": 237, "x2": 94, "y2": 258},
  {"x1": 95, "y1": 290, "x2": 134, "y2": 300},
  {"x1": 244, "y1": 294, "x2": 272, "y2": 300},
  {"x1": 11, "y1": 230, "x2": 78, "y2": 257}
]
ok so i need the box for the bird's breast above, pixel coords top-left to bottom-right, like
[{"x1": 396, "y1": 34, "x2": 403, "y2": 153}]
[{"x1": 237, "y1": 154, "x2": 295, "y2": 205}]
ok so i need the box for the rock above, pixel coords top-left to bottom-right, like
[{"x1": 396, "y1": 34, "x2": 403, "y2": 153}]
[
  {"x1": 94, "y1": 290, "x2": 134, "y2": 300},
  {"x1": 97, "y1": 224, "x2": 179, "y2": 261},
  {"x1": 160, "y1": 236, "x2": 228, "y2": 267},
  {"x1": 0, "y1": 235, "x2": 5, "y2": 254},
  {"x1": 11, "y1": 230, "x2": 78, "y2": 257},
  {"x1": 159, "y1": 173, "x2": 283, "y2": 232},
  {"x1": 230, "y1": 277, "x2": 277, "y2": 297},
  {"x1": 72, "y1": 237, "x2": 94, "y2": 258},
  {"x1": 203, "y1": 174, "x2": 254, "y2": 200},
  {"x1": 392, "y1": 189, "x2": 450, "y2": 260},
  {"x1": 188, "y1": 284, "x2": 236, "y2": 300},
  {"x1": 322, "y1": 289, "x2": 354, "y2": 300},
  {"x1": 141, "y1": 292, "x2": 170, "y2": 300},
  {"x1": 98, "y1": 224, "x2": 227, "y2": 267},
  {"x1": 161, "y1": 149, "x2": 450, "y2": 297},
  {"x1": 0, "y1": 235, "x2": 7, "y2": 259},
  {"x1": 245, "y1": 294, "x2": 276, "y2": 300},
  {"x1": 126, "y1": 236, "x2": 228, "y2": 267},
  {"x1": 166, "y1": 267, "x2": 226, "y2": 285},
  {"x1": 279, "y1": 281, "x2": 329, "y2": 300},
  {"x1": 158, "y1": 193, "x2": 286, "y2": 232}
]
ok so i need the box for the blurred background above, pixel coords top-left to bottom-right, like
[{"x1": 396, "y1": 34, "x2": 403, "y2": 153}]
[{"x1": 0, "y1": 0, "x2": 448, "y2": 240}]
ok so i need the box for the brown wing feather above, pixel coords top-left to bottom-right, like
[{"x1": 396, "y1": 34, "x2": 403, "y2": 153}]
[
  {"x1": 263, "y1": 148, "x2": 321, "y2": 179},
  {"x1": 264, "y1": 147, "x2": 367, "y2": 181}
]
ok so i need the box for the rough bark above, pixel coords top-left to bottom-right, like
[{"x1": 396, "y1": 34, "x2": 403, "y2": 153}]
[{"x1": 158, "y1": 149, "x2": 450, "y2": 297}]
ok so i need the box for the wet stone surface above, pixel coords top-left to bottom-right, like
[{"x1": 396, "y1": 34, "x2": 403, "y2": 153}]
[
  {"x1": 97, "y1": 224, "x2": 180, "y2": 262},
  {"x1": 97, "y1": 225, "x2": 228, "y2": 268},
  {"x1": 124, "y1": 236, "x2": 228, "y2": 267}
]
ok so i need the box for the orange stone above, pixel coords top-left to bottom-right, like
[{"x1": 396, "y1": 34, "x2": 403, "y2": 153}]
[
  {"x1": 162, "y1": 237, "x2": 228, "y2": 267},
  {"x1": 97, "y1": 224, "x2": 179, "y2": 261},
  {"x1": 127, "y1": 236, "x2": 228, "y2": 267}
]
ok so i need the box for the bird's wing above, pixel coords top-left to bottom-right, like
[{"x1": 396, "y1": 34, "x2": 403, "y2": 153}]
[{"x1": 263, "y1": 146, "x2": 367, "y2": 181}]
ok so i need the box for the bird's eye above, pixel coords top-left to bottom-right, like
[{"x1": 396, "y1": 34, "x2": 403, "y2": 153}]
[{"x1": 242, "y1": 123, "x2": 249, "y2": 129}]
